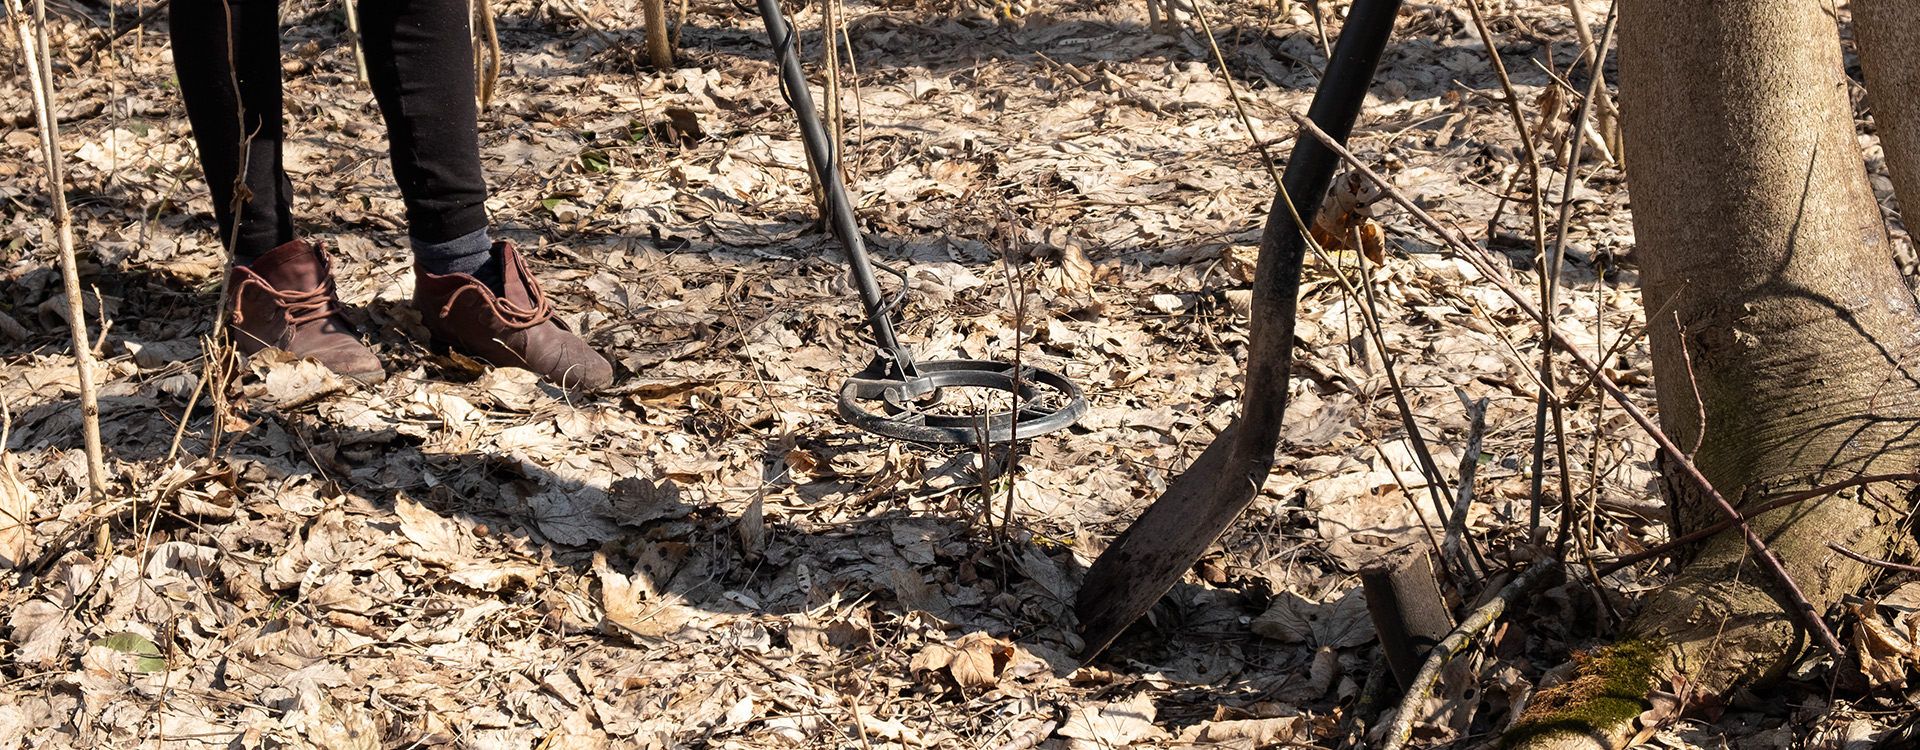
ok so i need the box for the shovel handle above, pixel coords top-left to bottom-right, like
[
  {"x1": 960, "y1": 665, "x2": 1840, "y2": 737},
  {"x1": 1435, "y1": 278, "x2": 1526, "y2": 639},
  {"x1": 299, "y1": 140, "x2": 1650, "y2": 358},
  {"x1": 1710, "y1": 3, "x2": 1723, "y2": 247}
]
[{"x1": 1073, "y1": 0, "x2": 1404, "y2": 662}]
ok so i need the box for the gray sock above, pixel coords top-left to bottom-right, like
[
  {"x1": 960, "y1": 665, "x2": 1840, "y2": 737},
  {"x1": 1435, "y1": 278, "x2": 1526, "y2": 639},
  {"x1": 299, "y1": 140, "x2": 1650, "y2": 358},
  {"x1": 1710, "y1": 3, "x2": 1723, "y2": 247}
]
[{"x1": 414, "y1": 227, "x2": 503, "y2": 293}]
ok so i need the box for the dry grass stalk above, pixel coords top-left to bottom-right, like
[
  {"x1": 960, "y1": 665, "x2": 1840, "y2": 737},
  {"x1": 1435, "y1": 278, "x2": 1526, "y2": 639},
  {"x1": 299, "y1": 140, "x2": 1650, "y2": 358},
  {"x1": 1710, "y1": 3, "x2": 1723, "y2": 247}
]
[{"x1": 7, "y1": 0, "x2": 111, "y2": 548}]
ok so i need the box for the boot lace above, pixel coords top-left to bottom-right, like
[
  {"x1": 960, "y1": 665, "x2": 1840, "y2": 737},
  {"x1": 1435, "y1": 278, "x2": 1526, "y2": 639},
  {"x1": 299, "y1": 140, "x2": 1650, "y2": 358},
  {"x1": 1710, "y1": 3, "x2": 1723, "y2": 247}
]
[
  {"x1": 436, "y1": 247, "x2": 554, "y2": 330},
  {"x1": 232, "y1": 275, "x2": 343, "y2": 327}
]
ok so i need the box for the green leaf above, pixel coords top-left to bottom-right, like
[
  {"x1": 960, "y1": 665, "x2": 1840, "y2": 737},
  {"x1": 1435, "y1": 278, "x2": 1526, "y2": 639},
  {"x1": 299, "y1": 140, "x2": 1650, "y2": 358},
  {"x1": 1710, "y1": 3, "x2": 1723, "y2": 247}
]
[
  {"x1": 541, "y1": 197, "x2": 563, "y2": 213},
  {"x1": 579, "y1": 150, "x2": 611, "y2": 173},
  {"x1": 94, "y1": 632, "x2": 167, "y2": 673}
]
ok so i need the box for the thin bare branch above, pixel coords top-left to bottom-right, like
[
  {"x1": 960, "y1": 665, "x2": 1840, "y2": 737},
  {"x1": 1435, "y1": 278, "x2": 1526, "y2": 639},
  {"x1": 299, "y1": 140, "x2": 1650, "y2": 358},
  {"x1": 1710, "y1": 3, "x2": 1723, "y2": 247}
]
[
  {"x1": 1595, "y1": 473, "x2": 1920, "y2": 577},
  {"x1": 1292, "y1": 112, "x2": 1855, "y2": 669}
]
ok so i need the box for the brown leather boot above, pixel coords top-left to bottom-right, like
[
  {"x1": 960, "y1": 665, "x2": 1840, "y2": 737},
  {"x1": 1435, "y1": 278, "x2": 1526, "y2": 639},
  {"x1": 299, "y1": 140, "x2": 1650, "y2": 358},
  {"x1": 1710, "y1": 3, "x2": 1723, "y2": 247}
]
[
  {"x1": 229, "y1": 240, "x2": 387, "y2": 383},
  {"x1": 413, "y1": 241, "x2": 614, "y2": 390}
]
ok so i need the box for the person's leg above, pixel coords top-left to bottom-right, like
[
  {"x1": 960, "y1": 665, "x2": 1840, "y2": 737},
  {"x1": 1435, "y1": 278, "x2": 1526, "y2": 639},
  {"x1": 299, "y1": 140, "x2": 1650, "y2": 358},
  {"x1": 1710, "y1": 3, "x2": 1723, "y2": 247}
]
[
  {"x1": 170, "y1": 0, "x2": 385, "y2": 382},
  {"x1": 170, "y1": 0, "x2": 294, "y2": 262},
  {"x1": 360, "y1": 0, "x2": 613, "y2": 389},
  {"x1": 356, "y1": 0, "x2": 500, "y2": 291}
]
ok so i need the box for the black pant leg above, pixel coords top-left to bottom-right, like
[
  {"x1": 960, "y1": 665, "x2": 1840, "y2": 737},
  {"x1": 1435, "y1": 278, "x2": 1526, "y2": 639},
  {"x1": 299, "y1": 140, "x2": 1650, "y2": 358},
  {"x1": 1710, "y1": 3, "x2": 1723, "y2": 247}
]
[
  {"x1": 170, "y1": 0, "x2": 294, "y2": 259},
  {"x1": 356, "y1": 0, "x2": 490, "y2": 245}
]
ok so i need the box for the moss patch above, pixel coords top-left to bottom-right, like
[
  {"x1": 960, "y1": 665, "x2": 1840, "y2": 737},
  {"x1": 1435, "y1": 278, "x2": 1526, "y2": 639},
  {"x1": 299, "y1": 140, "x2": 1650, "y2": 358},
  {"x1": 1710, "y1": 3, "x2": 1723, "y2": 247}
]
[{"x1": 1501, "y1": 639, "x2": 1662, "y2": 749}]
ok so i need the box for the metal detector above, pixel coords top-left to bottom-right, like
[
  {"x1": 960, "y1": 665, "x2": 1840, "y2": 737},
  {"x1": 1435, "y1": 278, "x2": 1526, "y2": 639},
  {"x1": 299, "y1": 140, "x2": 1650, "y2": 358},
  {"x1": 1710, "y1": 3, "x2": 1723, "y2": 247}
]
[{"x1": 754, "y1": 0, "x2": 1088, "y2": 444}]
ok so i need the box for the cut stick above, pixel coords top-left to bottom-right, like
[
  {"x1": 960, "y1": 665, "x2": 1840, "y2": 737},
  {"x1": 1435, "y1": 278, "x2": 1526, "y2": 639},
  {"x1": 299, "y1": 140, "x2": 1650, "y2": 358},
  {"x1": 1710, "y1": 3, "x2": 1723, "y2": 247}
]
[{"x1": 8, "y1": 0, "x2": 110, "y2": 550}]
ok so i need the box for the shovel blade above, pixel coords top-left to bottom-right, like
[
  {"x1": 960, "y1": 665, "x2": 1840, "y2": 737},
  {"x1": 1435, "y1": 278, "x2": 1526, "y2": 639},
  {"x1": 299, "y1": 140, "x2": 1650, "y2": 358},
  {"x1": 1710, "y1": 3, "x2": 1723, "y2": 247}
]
[{"x1": 1074, "y1": 421, "x2": 1266, "y2": 661}]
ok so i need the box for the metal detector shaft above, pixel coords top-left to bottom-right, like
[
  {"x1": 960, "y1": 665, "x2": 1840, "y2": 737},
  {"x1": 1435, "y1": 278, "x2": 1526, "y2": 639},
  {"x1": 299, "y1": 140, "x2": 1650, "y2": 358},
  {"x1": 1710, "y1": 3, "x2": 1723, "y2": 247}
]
[{"x1": 756, "y1": 0, "x2": 911, "y2": 374}]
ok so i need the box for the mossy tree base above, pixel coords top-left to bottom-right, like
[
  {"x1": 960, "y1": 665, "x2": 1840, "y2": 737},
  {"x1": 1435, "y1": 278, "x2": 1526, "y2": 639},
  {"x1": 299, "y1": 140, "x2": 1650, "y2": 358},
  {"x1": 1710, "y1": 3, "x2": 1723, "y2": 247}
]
[{"x1": 1501, "y1": 641, "x2": 1659, "y2": 749}]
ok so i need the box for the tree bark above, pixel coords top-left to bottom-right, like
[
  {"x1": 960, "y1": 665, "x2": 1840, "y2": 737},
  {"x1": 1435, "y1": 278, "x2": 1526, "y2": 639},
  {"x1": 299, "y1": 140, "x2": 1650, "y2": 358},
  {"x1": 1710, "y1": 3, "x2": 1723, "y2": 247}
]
[
  {"x1": 1509, "y1": 1, "x2": 1920, "y2": 746},
  {"x1": 1855, "y1": 2, "x2": 1920, "y2": 246}
]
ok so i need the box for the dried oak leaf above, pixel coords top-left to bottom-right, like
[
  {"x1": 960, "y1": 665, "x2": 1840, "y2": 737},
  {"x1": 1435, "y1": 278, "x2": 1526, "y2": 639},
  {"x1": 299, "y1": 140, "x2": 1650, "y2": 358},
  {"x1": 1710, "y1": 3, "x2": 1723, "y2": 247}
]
[
  {"x1": 1851, "y1": 600, "x2": 1912, "y2": 689},
  {"x1": 246, "y1": 349, "x2": 349, "y2": 410}
]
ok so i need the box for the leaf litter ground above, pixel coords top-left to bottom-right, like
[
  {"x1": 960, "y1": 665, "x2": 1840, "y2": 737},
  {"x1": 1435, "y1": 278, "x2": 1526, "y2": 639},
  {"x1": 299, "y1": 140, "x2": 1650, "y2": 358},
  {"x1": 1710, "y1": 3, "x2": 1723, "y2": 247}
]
[{"x1": 0, "y1": 0, "x2": 1915, "y2": 747}]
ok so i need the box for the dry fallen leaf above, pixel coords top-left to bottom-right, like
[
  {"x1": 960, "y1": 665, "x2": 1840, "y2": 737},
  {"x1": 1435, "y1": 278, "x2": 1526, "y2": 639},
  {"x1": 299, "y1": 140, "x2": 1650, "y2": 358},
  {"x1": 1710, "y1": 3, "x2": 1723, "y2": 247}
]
[
  {"x1": 911, "y1": 641, "x2": 957, "y2": 678},
  {"x1": 1852, "y1": 600, "x2": 1912, "y2": 689},
  {"x1": 951, "y1": 631, "x2": 1012, "y2": 690},
  {"x1": 449, "y1": 564, "x2": 543, "y2": 592},
  {"x1": 395, "y1": 494, "x2": 475, "y2": 566},
  {"x1": 1250, "y1": 586, "x2": 1375, "y2": 649},
  {"x1": 595, "y1": 551, "x2": 646, "y2": 635},
  {"x1": 246, "y1": 349, "x2": 349, "y2": 409},
  {"x1": 0, "y1": 444, "x2": 35, "y2": 568},
  {"x1": 1053, "y1": 243, "x2": 1095, "y2": 294},
  {"x1": 1177, "y1": 716, "x2": 1303, "y2": 745},
  {"x1": 1059, "y1": 692, "x2": 1160, "y2": 750},
  {"x1": 7, "y1": 598, "x2": 70, "y2": 668},
  {"x1": 738, "y1": 495, "x2": 766, "y2": 558}
]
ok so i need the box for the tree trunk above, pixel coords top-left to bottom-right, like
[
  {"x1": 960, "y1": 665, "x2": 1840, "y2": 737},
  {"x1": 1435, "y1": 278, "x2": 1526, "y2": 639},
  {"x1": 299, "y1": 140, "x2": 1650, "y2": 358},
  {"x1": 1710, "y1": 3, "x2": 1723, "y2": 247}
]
[
  {"x1": 1855, "y1": 2, "x2": 1920, "y2": 251},
  {"x1": 1507, "y1": 1, "x2": 1920, "y2": 747}
]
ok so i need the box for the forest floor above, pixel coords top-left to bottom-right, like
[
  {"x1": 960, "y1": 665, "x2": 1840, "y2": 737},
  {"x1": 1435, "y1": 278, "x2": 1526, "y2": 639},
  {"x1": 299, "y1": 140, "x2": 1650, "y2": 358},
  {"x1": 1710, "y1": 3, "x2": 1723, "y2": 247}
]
[{"x1": 0, "y1": 0, "x2": 1915, "y2": 747}]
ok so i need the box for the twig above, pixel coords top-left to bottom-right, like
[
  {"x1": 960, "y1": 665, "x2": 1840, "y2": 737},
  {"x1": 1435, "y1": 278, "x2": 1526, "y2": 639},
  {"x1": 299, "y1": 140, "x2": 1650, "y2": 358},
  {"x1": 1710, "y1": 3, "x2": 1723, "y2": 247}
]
[
  {"x1": 1562, "y1": 0, "x2": 1619, "y2": 165},
  {"x1": 9, "y1": 0, "x2": 110, "y2": 550},
  {"x1": 1441, "y1": 391, "x2": 1488, "y2": 578},
  {"x1": 555, "y1": 0, "x2": 617, "y2": 48},
  {"x1": 1190, "y1": 0, "x2": 1282, "y2": 186},
  {"x1": 1465, "y1": 0, "x2": 1564, "y2": 542},
  {"x1": 1595, "y1": 473, "x2": 1920, "y2": 577},
  {"x1": 1544, "y1": 3, "x2": 1618, "y2": 559},
  {"x1": 822, "y1": 0, "x2": 843, "y2": 179},
  {"x1": 1307, "y1": 0, "x2": 1330, "y2": 59},
  {"x1": 998, "y1": 216, "x2": 1026, "y2": 541},
  {"x1": 1291, "y1": 112, "x2": 1856, "y2": 672},
  {"x1": 1355, "y1": 239, "x2": 1460, "y2": 530},
  {"x1": 988, "y1": 720, "x2": 1056, "y2": 750},
  {"x1": 1544, "y1": 3, "x2": 1618, "y2": 299},
  {"x1": 1381, "y1": 559, "x2": 1560, "y2": 750},
  {"x1": 196, "y1": 0, "x2": 252, "y2": 465},
  {"x1": 1364, "y1": 435, "x2": 1450, "y2": 566},
  {"x1": 1828, "y1": 543, "x2": 1920, "y2": 575},
  {"x1": 1673, "y1": 311, "x2": 1705, "y2": 458},
  {"x1": 1558, "y1": 285, "x2": 1685, "y2": 406}
]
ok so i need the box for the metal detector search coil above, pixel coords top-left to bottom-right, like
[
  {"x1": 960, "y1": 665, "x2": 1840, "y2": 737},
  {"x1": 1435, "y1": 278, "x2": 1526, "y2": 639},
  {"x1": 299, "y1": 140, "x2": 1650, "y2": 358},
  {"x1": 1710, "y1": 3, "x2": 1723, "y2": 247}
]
[
  {"x1": 756, "y1": 0, "x2": 1088, "y2": 444},
  {"x1": 839, "y1": 360, "x2": 1088, "y2": 444}
]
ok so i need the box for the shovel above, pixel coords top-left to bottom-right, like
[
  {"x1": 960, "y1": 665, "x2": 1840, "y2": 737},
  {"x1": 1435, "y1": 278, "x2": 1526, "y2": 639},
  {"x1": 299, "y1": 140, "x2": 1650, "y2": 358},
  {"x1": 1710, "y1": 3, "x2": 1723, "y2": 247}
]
[{"x1": 1074, "y1": 0, "x2": 1404, "y2": 661}]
